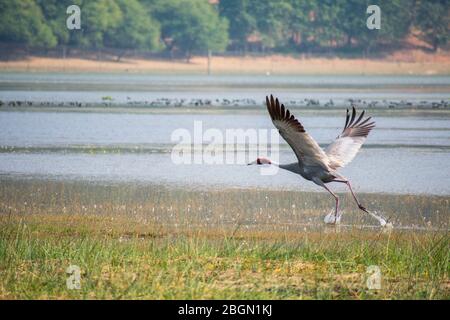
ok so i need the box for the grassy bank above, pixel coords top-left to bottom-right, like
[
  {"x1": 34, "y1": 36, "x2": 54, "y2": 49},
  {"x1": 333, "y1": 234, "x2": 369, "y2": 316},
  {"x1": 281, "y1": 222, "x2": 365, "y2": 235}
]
[
  {"x1": 1, "y1": 52, "x2": 450, "y2": 75},
  {"x1": 1, "y1": 214, "x2": 448, "y2": 299},
  {"x1": 0, "y1": 179, "x2": 448, "y2": 299}
]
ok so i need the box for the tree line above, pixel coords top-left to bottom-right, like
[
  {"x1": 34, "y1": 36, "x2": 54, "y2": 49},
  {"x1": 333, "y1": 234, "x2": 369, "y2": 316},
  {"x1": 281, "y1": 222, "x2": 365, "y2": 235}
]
[{"x1": 0, "y1": 0, "x2": 448, "y2": 59}]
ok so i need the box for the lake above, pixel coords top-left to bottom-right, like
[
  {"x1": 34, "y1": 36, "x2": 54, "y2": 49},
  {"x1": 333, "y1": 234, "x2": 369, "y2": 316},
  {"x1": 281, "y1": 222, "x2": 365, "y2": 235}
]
[
  {"x1": 0, "y1": 73, "x2": 449, "y2": 107},
  {"x1": 0, "y1": 73, "x2": 449, "y2": 195}
]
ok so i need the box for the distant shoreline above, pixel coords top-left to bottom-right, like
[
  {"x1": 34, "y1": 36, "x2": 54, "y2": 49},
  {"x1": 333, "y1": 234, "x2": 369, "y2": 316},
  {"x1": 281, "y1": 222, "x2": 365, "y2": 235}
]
[
  {"x1": 1, "y1": 106, "x2": 449, "y2": 114},
  {"x1": 1, "y1": 52, "x2": 450, "y2": 75}
]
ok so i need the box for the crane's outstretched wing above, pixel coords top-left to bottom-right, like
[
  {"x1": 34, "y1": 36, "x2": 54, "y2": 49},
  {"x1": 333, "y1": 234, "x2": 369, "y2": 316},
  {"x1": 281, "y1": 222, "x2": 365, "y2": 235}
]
[
  {"x1": 325, "y1": 106, "x2": 375, "y2": 169},
  {"x1": 266, "y1": 95, "x2": 330, "y2": 169}
]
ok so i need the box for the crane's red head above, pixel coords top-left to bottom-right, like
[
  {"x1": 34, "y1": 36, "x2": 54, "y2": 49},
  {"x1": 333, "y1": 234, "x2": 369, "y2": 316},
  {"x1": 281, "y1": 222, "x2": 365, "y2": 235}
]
[{"x1": 248, "y1": 157, "x2": 272, "y2": 165}]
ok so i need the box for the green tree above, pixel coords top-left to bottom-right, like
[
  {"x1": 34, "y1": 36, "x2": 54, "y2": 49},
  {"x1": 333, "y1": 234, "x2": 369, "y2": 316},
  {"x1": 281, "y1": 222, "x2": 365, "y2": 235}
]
[
  {"x1": 378, "y1": 1, "x2": 414, "y2": 43},
  {"x1": 247, "y1": 0, "x2": 293, "y2": 50},
  {"x1": 71, "y1": 0, "x2": 123, "y2": 49},
  {"x1": 36, "y1": 0, "x2": 74, "y2": 46},
  {"x1": 308, "y1": 0, "x2": 344, "y2": 49},
  {"x1": 333, "y1": 0, "x2": 371, "y2": 48},
  {"x1": 416, "y1": 0, "x2": 449, "y2": 51},
  {"x1": 0, "y1": 0, "x2": 445, "y2": 57},
  {"x1": 218, "y1": 0, "x2": 256, "y2": 51},
  {"x1": 353, "y1": 0, "x2": 414, "y2": 54},
  {"x1": 149, "y1": 0, "x2": 228, "y2": 60},
  {"x1": 286, "y1": 0, "x2": 318, "y2": 51},
  {"x1": 0, "y1": 0, "x2": 57, "y2": 48},
  {"x1": 311, "y1": 0, "x2": 413, "y2": 53},
  {"x1": 104, "y1": 0, "x2": 162, "y2": 59}
]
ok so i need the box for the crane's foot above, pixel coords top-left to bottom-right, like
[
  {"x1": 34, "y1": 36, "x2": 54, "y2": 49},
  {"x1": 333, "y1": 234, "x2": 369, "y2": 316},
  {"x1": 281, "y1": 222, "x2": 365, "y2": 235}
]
[
  {"x1": 324, "y1": 211, "x2": 341, "y2": 225},
  {"x1": 378, "y1": 217, "x2": 394, "y2": 229},
  {"x1": 366, "y1": 210, "x2": 394, "y2": 229}
]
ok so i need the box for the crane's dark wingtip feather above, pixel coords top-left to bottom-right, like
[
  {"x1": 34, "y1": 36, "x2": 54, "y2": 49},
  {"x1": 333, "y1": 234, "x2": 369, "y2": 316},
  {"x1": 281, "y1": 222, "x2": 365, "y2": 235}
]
[
  {"x1": 354, "y1": 110, "x2": 365, "y2": 126},
  {"x1": 341, "y1": 106, "x2": 375, "y2": 138},
  {"x1": 266, "y1": 96, "x2": 274, "y2": 120},
  {"x1": 349, "y1": 107, "x2": 357, "y2": 127},
  {"x1": 265, "y1": 95, "x2": 305, "y2": 133},
  {"x1": 344, "y1": 109, "x2": 350, "y2": 130}
]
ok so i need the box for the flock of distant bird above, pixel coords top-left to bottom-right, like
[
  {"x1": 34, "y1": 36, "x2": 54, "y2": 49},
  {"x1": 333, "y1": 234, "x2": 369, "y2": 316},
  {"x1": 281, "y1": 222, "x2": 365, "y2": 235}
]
[{"x1": 0, "y1": 98, "x2": 448, "y2": 109}]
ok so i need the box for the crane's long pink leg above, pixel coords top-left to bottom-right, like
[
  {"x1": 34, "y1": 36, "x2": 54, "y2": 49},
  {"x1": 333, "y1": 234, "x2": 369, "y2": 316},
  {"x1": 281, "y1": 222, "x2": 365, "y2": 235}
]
[
  {"x1": 312, "y1": 177, "x2": 340, "y2": 224},
  {"x1": 333, "y1": 179, "x2": 368, "y2": 212},
  {"x1": 333, "y1": 178, "x2": 389, "y2": 227},
  {"x1": 322, "y1": 184, "x2": 340, "y2": 220}
]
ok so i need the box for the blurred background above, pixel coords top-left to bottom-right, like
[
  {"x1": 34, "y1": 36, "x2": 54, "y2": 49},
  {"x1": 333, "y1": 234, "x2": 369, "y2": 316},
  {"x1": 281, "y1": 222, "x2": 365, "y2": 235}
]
[{"x1": 0, "y1": 0, "x2": 448, "y2": 71}]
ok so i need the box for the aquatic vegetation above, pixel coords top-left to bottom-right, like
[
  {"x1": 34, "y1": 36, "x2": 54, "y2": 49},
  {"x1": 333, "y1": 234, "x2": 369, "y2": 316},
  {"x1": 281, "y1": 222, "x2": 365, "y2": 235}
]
[{"x1": 0, "y1": 179, "x2": 448, "y2": 299}]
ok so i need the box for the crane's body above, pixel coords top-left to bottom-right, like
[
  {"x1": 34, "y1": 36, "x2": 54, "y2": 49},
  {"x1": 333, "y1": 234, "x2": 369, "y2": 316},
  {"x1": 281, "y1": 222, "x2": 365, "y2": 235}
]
[
  {"x1": 278, "y1": 162, "x2": 336, "y2": 183},
  {"x1": 249, "y1": 95, "x2": 388, "y2": 226}
]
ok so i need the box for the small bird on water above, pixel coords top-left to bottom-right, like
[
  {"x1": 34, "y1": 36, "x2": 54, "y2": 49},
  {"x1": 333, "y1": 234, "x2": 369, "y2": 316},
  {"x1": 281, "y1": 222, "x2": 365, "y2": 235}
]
[{"x1": 248, "y1": 95, "x2": 388, "y2": 226}]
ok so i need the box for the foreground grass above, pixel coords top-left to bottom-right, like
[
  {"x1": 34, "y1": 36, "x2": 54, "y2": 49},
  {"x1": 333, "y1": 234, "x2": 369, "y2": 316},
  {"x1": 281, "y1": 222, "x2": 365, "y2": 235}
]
[
  {"x1": 0, "y1": 179, "x2": 448, "y2": 299},
  {"x1": 0, "y1": 214, "x2": 448, "y2": 299}
]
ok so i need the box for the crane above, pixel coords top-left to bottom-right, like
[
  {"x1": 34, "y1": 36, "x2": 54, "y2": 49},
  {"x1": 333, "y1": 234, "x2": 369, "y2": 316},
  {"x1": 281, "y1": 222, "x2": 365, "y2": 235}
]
[{"x1": 249, "y1": 95, "x2": 388, "y2": 226}]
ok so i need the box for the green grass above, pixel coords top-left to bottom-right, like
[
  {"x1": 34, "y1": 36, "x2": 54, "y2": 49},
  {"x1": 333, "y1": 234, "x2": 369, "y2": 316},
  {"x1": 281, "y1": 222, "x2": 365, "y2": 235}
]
[{"x1": 0, "y1": 179, "x2": 448, "y2": 299}]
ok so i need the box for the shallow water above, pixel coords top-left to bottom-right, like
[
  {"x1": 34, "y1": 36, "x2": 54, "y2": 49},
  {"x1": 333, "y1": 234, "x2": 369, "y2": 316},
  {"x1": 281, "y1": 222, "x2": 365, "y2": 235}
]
[
  {"x1": 0, "y1": 109, "x2": 449, "y2": 195},
  {"x1": 1, "y1": 73, "x2": 449, "y2": 106},
  {"x1": 1, "y1": 73, "x2": 449, "y2": 194}
]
